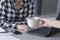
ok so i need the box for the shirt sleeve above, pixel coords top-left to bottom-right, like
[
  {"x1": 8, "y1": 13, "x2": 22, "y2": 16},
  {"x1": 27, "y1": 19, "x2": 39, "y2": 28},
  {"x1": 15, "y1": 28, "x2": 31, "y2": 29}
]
[
  {"x1": 56, "y1": 13, "x2": 60, "y2": 20},
  {"x1": 0, "y1": 1, "x2": 27, "y2": 32}
]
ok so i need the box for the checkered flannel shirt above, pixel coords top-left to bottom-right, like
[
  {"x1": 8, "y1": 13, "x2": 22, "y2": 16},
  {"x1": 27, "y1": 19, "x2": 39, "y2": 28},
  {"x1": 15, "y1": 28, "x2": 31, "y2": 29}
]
[{"x1": 0, "y1": 0, "x2": 34, "y2": 32}]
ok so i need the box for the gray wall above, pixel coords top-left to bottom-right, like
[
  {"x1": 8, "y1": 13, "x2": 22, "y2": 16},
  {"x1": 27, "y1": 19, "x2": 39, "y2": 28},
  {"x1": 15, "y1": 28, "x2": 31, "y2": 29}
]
[
  {"x1": 57, "y1": 0, "x2": 60, "y2": 14},
  {"x1": 41, "y1": 0, "x2": 58, "y2": 15}
]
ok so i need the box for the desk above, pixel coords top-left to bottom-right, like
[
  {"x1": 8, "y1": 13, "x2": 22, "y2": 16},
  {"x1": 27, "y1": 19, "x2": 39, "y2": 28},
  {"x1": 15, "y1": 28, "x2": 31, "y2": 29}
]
[
  {"x1": 11, "y1": 33, "x2": 60, "y2": 40},
  {"x1": 0, "y1": 16, "x2": 59, "y2": 40},
  {"x1": 0, "y1": 33, "x2": 20, "y2": 40},
  {"x1": 0, "y1": 32, "x2": 60, "y2": 40}
]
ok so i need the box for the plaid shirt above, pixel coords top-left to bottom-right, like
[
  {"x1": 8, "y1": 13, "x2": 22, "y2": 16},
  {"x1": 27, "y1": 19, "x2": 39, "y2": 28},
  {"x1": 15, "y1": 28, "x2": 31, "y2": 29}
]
[{"x1": 0, "y1": 0, "x2": 34, "y2": 32}]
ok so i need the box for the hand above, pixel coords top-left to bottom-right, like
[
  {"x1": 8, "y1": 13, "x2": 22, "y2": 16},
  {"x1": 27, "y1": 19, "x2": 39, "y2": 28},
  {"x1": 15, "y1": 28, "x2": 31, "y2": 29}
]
[
  {"x1": 16, "y1": 24, "x2": 30, "y2": 32},
  {"x1": 37, "y1": 18, "x2": 51, "y2": 28}
]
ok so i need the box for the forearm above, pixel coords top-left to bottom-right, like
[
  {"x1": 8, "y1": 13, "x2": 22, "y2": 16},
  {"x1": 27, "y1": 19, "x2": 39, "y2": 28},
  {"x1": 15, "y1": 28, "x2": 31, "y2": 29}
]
[
  {"x1": 50, "y1": 20, "x2": 60, "y2": 28},
  {"x1": 16, "y1": 24, "x2": 27, "y2": 29}
]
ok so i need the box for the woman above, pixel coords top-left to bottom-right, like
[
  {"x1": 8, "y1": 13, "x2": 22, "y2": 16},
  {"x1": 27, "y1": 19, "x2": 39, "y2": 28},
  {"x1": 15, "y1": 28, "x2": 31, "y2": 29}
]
[{"x1": 0, "y1": 0, "x2": 34, "y2": 33}]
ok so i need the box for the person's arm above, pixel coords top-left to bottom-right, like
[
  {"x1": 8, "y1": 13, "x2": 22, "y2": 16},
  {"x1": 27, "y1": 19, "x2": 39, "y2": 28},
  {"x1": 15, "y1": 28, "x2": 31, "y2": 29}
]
[
  {"x1": 49, "y1": 20, "x2": 60, "y2": 28},
  {"x1": 38, "y1": 18, "x2": 60, "y2": 29}
]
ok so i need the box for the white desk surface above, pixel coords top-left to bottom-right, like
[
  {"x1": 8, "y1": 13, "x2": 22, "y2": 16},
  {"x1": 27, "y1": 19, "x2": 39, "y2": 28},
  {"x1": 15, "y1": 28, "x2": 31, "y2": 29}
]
[
  {"x1": 0, "y1": 33, "x2": 20, "y2": 40},
  {"x1": 11, "y1": 33, "x2": 60, "y2": 40},
  {"x1": 0, "y1": 32, "x2": 60, "y2": 40}
]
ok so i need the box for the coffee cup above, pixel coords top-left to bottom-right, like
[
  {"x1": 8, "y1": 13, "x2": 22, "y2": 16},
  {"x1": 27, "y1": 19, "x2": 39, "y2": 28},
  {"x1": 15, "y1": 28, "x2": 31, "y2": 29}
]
[{"x1": 26, "y1": 17, "x2": 40, "y2": 29}]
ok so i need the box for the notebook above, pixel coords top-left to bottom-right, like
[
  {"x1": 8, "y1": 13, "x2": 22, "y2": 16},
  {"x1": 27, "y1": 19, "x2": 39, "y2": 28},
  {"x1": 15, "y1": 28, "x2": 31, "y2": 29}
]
[{"x1": 0, "y1": 34, "x2": 20, "y2": 40}]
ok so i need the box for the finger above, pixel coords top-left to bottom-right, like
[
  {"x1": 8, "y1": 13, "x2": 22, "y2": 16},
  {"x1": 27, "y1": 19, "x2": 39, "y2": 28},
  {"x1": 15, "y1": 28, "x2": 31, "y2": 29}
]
[
  {"x1": 37, "y1": 25, "x2": 47, "y2": 29},
  {"x1": 25, "y1": 29, "x2": 29, "y2": 32},
  {"x1": 24, "y1": 25, "x2": 31, "y2": 30},
  {"x1": 38, "y1": 25, "x2": 43, "y2": 27},
  {"x1": 39, "y1": 23, "x2": 47, "y2": 26},
  {"x1": 38, "y1": 19, "x2": 45, "y2": 25},
  {"x1": 25, "y1": 27, "x2": 31, "y2": 32},
  {"x1": 38, "y1": 22, "x2": 48, "y2": 28},
  {"x1": 21, "y1": 26, "x2": 30, "y2": 32}
]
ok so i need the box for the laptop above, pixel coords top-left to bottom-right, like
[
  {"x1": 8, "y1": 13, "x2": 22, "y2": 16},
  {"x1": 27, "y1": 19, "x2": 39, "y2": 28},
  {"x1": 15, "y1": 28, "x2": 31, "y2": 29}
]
[{"x1": 27, "y1": 27, "x2": 60, "y2": 37}]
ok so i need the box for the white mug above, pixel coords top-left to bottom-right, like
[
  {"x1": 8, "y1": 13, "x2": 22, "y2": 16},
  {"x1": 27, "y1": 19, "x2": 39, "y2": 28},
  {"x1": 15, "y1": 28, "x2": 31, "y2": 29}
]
[{"x1": 26, "y1": 17, "x2": 40, "y2": 29}]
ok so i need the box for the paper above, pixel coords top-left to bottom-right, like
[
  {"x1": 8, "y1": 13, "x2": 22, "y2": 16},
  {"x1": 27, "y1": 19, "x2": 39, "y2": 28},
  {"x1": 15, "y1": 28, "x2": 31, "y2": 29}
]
[
  {"x1": 0, "y1": 27, "x2": 6, "y2": 32},
  {"x1": 0, "y1": 34, "x2": 20, "y2": 40},
  {"x1": 0, "y1": 27, "x2": 21, "y2": 40}
]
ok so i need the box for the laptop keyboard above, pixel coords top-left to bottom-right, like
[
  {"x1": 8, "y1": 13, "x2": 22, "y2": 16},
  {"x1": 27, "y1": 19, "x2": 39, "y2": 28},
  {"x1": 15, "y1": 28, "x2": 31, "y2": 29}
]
[
  {"x1": 27, "y1": 27, "x2": 60, "y2": 37},
  {"x1": 27, "y1": 27, "x2": 51, "y2": 35}
]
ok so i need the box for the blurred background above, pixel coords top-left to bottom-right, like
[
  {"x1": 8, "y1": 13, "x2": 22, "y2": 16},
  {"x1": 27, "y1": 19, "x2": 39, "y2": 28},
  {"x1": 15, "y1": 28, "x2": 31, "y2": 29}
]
[
  {"x1": 0, "y1": 0, "x2": 60, "y2": 19},
  {"x1": 34, "y1": 0, "x2": 59, "y2": 20}
]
